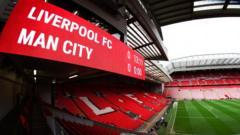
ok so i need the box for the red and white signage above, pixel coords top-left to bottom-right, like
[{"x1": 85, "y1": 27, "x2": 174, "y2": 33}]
[{"x1": 0, "y1": 0, "x2": 145, "y2": 80}]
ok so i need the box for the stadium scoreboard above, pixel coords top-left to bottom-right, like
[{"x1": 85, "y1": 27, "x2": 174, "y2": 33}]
[{"x1": 0, "y1": 0, "x2": 145, "y2": 80}]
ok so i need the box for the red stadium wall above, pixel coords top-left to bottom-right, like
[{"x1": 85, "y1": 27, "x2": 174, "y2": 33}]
[{"x1": 164, "y1": 70, "x2": 240, "y2": 100}]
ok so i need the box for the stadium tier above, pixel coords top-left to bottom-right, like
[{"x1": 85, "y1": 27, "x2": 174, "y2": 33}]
[
  {"x1": 50, "y1": 85, "x2": 169, "y2": 131},
  {"x1": 164, "y1": 70, "x2": 240, "y2": 100},
  {"x1": 55, "y1": 92, "x2": 85, "y2": 117},
  {"x1": 164, "y1": 87, "x2": 240, "y2": 100},
  {"x1": 101, "y1": 90, "x2": 156, "y2": 121},
  {"x1": 57, "y1": 118, "x2": 120, "y2": 135},
  {"x1": 165, "y1": 78, "x2": 240, "y2": 87},
  {"x1": 71, "y1": 90, "x2": 144, "y2": 130}
]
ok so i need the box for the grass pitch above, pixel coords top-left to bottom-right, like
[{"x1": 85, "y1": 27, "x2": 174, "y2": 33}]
[{"x1": 159, "y1": 99, "x2": 240, "y2": 135}]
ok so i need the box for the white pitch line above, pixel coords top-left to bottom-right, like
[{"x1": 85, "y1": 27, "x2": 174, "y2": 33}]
[
  {"x1": 174, "y1": 132, "x2": 195, "y2": 135},
  {"x1": 169, "y1": 102, "x2": 178, "y2": 135},
  {"x1": 177, "y1": 116, "x2": 215, "y2": 119}
]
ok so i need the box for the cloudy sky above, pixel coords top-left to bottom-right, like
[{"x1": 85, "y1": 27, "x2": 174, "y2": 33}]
[{"x1": 161, "y1": 17, "x2": 240, "y2": 60}]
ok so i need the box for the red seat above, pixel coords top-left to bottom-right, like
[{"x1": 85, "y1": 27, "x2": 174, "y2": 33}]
[
  {"x1": 57, "y1": 118, "x2": 120, "y2": 135},
  {"x1": 72, "y1": 89, "x2": 143, "y2": 130},
  {"x1": 103, "y1": 90, "x2": 156, "y2": 121},
  {"x1": 55, "y1": 92, "x2": 85, "y2": 117}
]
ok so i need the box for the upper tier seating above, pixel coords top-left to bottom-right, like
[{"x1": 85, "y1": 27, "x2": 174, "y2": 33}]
[{"x1": 166, "y1": 70, "x2": 240, "y2": 87}]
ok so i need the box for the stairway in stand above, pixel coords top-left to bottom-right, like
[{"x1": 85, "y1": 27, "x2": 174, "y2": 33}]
[{"x1": 31, "y1": 100, "x2": 52, "y2": 135}]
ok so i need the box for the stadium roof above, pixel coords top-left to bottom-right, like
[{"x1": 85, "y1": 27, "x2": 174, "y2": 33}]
[
  {"x1": 161, "y1": 53, "x2": 240, "y2": 74},
  {"x1": 124, "y1": 7, "x2": 172, "y2": 82},
  {"x1": 138, "y1": 0, "x2": 240, "y2": 75},
  {"x1": 125, "y1": 1, "x2": 168, "y2": 60},
  {"x1": 145, "y1": 60, "x2": 172, "y2": 82},
  {"x1": 142, "y1": 0, "x2": 240, "y2": 26}
]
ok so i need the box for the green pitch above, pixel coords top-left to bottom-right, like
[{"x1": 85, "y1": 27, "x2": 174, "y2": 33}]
[{"x1": 159, "y1": 99, "x2": 240, "y2": 135}]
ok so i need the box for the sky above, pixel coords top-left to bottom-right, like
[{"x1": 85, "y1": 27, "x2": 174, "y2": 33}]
[{"x1": 161, "y1": 17, "x2": 240, "y2": 60}]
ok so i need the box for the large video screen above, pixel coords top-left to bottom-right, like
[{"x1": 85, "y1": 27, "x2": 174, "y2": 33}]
[{"x1": 0, "y1": 0, "x2": 145, "y2": 80}]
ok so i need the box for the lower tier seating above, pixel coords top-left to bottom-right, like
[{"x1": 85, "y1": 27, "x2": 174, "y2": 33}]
[
  {"x1": 57, "y1": 118, "x2": 120, "y2": 135},
  {"x1": 102, "y1": 90, "x2": 156, "y2": 121},
  {"x1": 55, "y1": 91, "x2": 85, "y2": 117},
  {"x1": 71, "y1": 89, "x2": 144, "y2": 130},
  {"x1": 50, "y1": 86, "x2": 168, "y2": 131},
  {"x1": 164, "y1": 86, "x2": 240, "y2": 100}
]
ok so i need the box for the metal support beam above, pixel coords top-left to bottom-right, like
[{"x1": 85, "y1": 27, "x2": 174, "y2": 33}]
[
  {"x1": 133, "y1": 42, "x2": 154, "y2": 50},
  {"x1": 223, "y1": 0, "x2": 230, "y2": 10},
  {"x1": 127, "y1": 18, "x2": 135, "y2": 25},
  {"x1": 71, "y1": 0, "x2": 127, "y2": 34},
  {"x1": 125, "y1": 0, "x2": 169, "y2": 60}
]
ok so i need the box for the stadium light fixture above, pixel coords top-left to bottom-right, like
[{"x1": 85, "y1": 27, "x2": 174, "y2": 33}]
[
  {"x1": 194, "y1": 0, "x2": 225, "y2": 7},
  {"x1": 52, "y1": 79, "x2": 56, "y2": 84},
  {"x1": 73, "y1": 10, "x2": 79, "y2": 15},
  {"x1": 194, "y1": 5, "x2": 223, "y2": 11},
  {"x1": 33, "y1": 69, "x2": 37, "y2": 76},
  {"x1": 68, "y1": 74, "x2": 78, "y2": 79}
]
